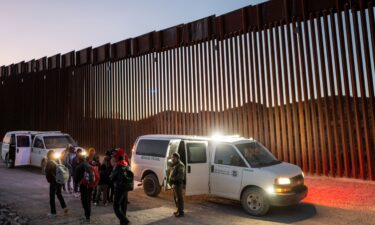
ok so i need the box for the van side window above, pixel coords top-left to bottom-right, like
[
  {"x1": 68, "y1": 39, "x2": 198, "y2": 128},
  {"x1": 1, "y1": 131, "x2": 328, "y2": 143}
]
[
  {"x1": 186, "y1": 143, "x2": 206, "y2": 164},
  {"x1": 136, "y1": 139, "x2": 169, "y2": 157},
  {"x1": 214, "y1": 144, "x2": 247, "y2": 167},
  {"x1": 34, "y1": 137, "x2": 44, "y2": 148},
  {"x1": 17, "y1": 136, "x2": 30, "y2": 147}
]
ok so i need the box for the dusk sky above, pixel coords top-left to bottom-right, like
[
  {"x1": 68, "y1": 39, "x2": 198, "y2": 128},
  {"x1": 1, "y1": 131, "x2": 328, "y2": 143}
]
[{"x1": 0, "y1": 0, "x2": 267, "y2": 66}]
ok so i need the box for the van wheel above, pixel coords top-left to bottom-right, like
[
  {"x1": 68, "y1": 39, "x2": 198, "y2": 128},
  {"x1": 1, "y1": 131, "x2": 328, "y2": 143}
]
[
  {"x1": 5, "y1": 154, "x2": 14, "y2": 168},
  {"x1": 41, "y1": 160, "x2": 47, "y2": 174},
  {"x1": 143, "y1": 174, "x2": 161, "y2": 197},
  {"x1": 241, "y1": 187, "x2": 270, "y2": 216}
]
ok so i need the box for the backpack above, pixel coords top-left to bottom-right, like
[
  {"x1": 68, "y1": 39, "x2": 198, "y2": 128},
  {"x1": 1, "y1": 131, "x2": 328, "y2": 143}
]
[
  {"x1": 81, "y1": 165, "x2": 100, "y2": 188},
  {"x1": 53, "y1": 161, "x2": 70, "y2": 185},
  {"x1": 119, "y1": 166, "x2": 134, "y2": 191}
]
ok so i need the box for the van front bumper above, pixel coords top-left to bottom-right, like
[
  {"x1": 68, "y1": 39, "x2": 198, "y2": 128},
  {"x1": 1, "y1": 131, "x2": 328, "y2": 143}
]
[{"x1": 268, "y1": 185, "x2": 308, "y2": 206}]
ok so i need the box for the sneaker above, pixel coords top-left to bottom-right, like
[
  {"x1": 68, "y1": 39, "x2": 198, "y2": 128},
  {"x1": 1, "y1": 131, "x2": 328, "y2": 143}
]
[
  {"x1": 83, "y1": 218, "x2": 90, "y2": 224},
  {"x1": 103, "y1": 203, "x2": 108, "y2": 207},
  {"x1": 74, "y1": 193, "x2": 80, "y2": 198},
  {"x1": 47, "y1": 213, "x2": 57, "y2": 219},
  {"x1": 174, "y1": 211, "x2": 184, "y2": 217},
  {"x1": 64, "y1": 208, "x2": 69, "y2": 214}
]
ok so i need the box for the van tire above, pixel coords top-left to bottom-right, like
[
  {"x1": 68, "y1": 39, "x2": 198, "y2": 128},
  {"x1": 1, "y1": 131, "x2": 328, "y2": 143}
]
[
  {"x1": 5, "y1": 154, "x2": 14, "y2": 168},
  {"x1": 241, "y1": 187, "x2": 270, "y2": 216},
  {"x1": 143, "y1": 174, "x2": 161, "y2": 197}
]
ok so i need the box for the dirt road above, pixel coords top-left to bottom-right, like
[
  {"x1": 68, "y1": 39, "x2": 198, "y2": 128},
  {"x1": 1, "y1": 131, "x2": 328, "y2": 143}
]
[{"x1": 0, "y1": 162, "x2": 374, "y2": 225}]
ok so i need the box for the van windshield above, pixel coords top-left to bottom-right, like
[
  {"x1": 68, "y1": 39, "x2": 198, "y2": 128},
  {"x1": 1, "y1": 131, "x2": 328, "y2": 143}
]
[
  {"x1": 44, "y1": 136, "x2": 77, "y2": 149},
  {"x1": 236, "y1": 142, "x2": 281, "y2": 168}
]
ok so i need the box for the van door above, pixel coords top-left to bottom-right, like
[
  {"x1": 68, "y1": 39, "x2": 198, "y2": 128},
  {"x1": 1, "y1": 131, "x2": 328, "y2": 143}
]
[
  {"x1": 31, "y1": 136, "x2": 45, "y2": 166},
  {"x1": 210, "y1": 144, "x2": 247, "y2": 200},
  {"x1": 184, "y1": 141, "x2": 209, "y2": 196},
  {"x1": 14, "y1": 134, "x2": 32, "y2": 166},
  {"x1": 163, "y1": 139, "x2": 181, "y2": 191}
]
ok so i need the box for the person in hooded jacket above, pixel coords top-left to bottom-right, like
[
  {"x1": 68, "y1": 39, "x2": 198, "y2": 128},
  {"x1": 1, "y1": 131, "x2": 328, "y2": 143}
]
[
  {"x1": 110, "y1": 148, "x2": 131, "y2": 225},
  {"x1": 74, "y1": 148, "x2": 94, "y2": 224},
  {"x1": 45, "y1": 151, "x2": 68, "y2": 218}
]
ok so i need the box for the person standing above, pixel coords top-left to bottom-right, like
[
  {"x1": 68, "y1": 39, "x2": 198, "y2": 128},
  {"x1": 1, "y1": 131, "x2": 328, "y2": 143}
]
[
  {"x1": 105, "y1": 149, "x2": 115, "y2": 203},
  {"x1": 45, "y1": 151, "x2": 68, "y2": 218},
  {"x1": 63, "y1": 145, "x2": 75, "y2": 194},
  {"x1": 168, "y1": 152, "x2": 185, "y2": 217},
  {"x1": 110, "y1": 149, "x2": 131, "y2": 225},
  {"x1": 74, "y1": 149, "x2": 94, "y2": 224},
  {"x1": 72, "y1": 148, "x2": 83, "y2": 198},
  {"x1": 94, "y1": 156, "x2": 111, "y2": 206}
]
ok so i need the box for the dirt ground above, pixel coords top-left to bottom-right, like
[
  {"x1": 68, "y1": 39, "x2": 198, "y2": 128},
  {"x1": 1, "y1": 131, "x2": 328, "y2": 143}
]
[{"x1": 0, "y1": 161, "x2": 375, "y2": 225}]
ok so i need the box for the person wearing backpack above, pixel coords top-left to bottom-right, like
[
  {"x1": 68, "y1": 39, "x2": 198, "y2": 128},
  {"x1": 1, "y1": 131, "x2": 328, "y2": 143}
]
[
  {"x1": 45, "y1": 151, "x2": 68, "y2": 219},
  {"x1": 110, "y1": 148, "x2": 133, "y2": 225},
  {"x1": 74, "y1": 148, "x2": 94, "y2": 224}
]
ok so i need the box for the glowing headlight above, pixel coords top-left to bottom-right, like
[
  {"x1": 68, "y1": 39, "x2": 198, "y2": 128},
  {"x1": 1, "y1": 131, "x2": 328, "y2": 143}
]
[
  {"x1": 53, "y1": 152, "x2": 61, "y2": 159},
  {"x1": 275, "y1": 177, "x2": 291, "y2": 185}
]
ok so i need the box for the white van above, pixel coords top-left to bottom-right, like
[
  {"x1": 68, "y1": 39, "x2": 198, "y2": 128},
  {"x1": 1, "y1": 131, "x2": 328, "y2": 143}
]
[
  {"x1": 1, "y1": 131, "x2": 84, "y2": 172},
  {"x1": 131, "y1": 134, "x2": 307, "y2": 216}
]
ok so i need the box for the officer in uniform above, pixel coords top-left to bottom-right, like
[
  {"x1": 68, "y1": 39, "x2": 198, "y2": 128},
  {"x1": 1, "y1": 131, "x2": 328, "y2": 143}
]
[{"x1": 168, "y1": 152, "x2": 185, "y2": 217}]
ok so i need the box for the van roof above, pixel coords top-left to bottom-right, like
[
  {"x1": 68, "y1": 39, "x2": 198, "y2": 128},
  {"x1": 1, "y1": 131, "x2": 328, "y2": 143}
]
[
  {"x1": 138, "y1": 134, "x2": 255, "y2": 144},
  {"x1": 35, "y1": 132, "x2": 70, "y2": 138},
  {"x1": 5, "y1": 131, "x2": 63, "y2": 136}
]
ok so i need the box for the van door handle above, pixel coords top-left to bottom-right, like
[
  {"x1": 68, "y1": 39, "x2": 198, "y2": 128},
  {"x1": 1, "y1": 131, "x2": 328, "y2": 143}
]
[
  {"x1": 211, "y1": 165, "x2": 214, "y2": 172},
  {"x1": 188, "y1": 165, "x2": 191, "y2": 173}
]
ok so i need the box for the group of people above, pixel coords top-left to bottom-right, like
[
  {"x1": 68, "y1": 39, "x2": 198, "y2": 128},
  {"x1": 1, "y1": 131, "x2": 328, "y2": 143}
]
[
  {"x1": 45, "y1": 146, "x2": 186, "y2": 225},
  {"x1": 45, "y1": 146, "x2": 132, "y2": 225}
]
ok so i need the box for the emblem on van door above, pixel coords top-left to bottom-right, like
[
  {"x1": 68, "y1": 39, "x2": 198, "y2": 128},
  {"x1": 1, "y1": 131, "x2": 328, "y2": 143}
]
[{"x1": 232, "y1": 170, "x2": 238, "y2": 177}]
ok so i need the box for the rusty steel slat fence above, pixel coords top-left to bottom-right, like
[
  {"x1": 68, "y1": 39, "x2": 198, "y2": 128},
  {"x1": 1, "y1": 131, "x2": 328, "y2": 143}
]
[{"x1": 0, "y1": 0, "x2": 375, "y2": 180}]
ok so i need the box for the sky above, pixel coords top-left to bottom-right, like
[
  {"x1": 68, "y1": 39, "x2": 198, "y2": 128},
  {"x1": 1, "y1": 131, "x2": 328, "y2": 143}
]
[{"x1": 0, "y1": 0, "x2": 267, "y2": 66}]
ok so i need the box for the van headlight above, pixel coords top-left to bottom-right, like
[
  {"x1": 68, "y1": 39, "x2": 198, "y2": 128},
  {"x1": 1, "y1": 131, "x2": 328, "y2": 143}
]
[
  {"x1": 53, "y1": 152, "x2": 61, "y2": 159},
  {"x1": 275, "y1": 177, "x2": 291, "y2": 185}
]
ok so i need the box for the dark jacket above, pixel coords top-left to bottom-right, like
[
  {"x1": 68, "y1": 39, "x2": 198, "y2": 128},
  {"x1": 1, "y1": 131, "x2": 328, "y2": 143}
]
[
  {"x1": 168, "y1": 160, "x2": 185, "y2": 186},
  {"x1": 71, "y1": 156, "x2": 79, "y2": 177},
  {"x1": 74, "y1": 160, "x2": 93, "y2": 185},
  {"x1": 45, "y1": 159, "x2": 59, "y2": 184},
  {"x1": 99, "y1": 164, "x2": 111, "y2": 185},
  {"x1": 110, "y1": 165, "x2": 129, "y2": 192}
]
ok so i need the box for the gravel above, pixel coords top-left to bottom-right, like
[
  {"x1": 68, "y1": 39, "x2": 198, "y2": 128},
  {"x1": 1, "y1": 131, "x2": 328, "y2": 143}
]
[{"x1": 0, "y1": 203, "x2": 29, "y2": 225}]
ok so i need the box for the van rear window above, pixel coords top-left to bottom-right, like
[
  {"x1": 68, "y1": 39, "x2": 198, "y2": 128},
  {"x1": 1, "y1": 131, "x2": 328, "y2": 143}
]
[{"x1": 136, "y1": 139, "x2": 169, "y2": 157}]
